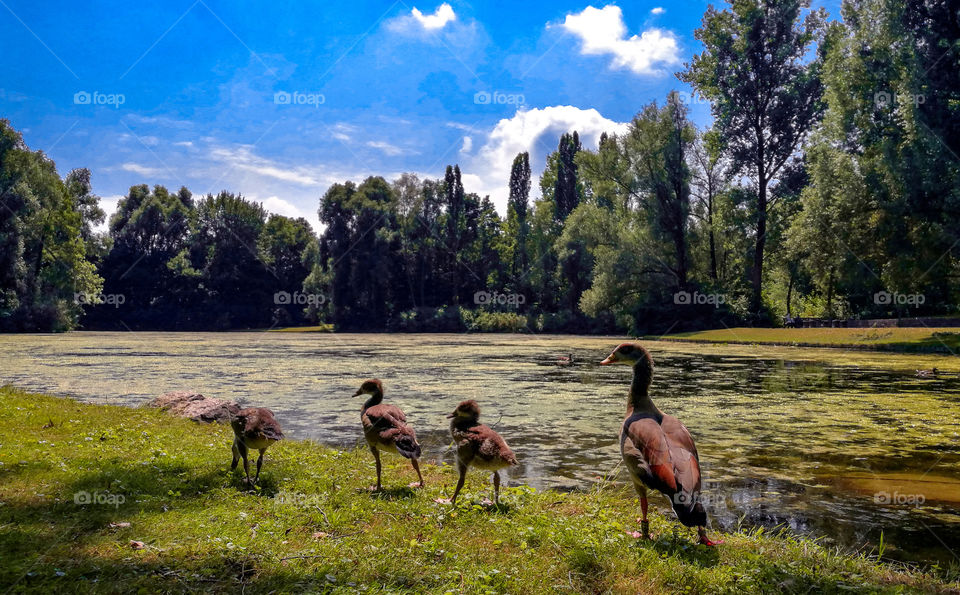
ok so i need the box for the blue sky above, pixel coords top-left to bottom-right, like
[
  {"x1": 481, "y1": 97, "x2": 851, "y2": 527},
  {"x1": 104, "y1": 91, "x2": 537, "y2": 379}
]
[{"x1": 1, "y1": 0, "x2": 839, "y2": 231}]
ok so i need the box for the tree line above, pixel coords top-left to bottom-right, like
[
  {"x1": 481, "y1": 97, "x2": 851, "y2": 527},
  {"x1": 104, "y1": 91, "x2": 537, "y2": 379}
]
[{"x1": 1, "y1": 0, "x2": 957, "y2": 333}]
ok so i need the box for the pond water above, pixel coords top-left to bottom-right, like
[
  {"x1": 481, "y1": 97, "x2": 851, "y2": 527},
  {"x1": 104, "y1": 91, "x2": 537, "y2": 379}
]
[{"x1": 2, "y1": 332, "x2": 959, "y2": 568}]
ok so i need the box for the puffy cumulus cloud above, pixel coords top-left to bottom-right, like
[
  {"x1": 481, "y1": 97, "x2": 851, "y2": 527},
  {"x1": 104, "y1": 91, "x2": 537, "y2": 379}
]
[
  {"x1": 94, "y1": 194, "x2": 125, "y2": 232},
  {"x1": 650, "y1": 7, "x2": 665, "y2": 15},
  {"x1": 460, "y1": 105, "x2": 628, "y2": 213},
  {"x1": 261, "y1": 196, "x2": 307, "y2": 219},
  {"x1": 559, "y1": 5, "x2": 680, "y2": 75},
  {"x1": 412, "y1": 3, "x2": 456, "y2": 30},
  {"x1": 387, "y1": 3, "x2": 456, "y2": 33}
]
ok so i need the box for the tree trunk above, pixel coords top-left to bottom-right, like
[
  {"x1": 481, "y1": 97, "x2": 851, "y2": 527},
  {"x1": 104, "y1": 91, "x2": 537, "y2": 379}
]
[
  {"x1": 751, "y1": 162, "x2": 767, "y2": 316},
  {"x1": 708, "y1": 190, "x2": 717, "y2": 281},
  {"x1": 786, "y1": 268, "x2": 794, "y2": 317}
]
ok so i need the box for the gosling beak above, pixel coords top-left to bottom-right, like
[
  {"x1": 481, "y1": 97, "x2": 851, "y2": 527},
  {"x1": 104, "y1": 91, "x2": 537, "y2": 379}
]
[
  {"x1": 352, "y1": 389, "x2": 363, "y2": 397},
  {"x1": 446, "y1": 412, "x2": 455, "y2": 419},
  {"x1": 599, "y1": 355, "x2": 615, "y2": 365}
]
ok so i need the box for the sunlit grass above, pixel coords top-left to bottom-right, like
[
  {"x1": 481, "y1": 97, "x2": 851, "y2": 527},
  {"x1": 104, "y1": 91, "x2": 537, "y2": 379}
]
[
  {"x1": 655, "y1": 327, "x2": 960, "y2": 353},
  {"x1": 2, "y1": 387, "x2": 956, "y2": 593}
]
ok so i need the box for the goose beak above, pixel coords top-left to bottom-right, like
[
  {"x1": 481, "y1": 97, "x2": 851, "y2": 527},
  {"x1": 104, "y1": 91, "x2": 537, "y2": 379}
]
[
  {"x1": 352, "y1": 389, "x2": 363, "y2": 397},
  {"x1": 600, "y1": 355, "x2": 615, "y2": 365},
  {"x1": 446, "y1": 412, "x2": 455, "y2": 419}
]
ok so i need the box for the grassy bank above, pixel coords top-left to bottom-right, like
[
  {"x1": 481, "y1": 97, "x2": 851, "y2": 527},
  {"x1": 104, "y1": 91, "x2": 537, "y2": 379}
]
[
  {"x1": 1, "y1": 387, "x2": 956, "y2": 594},
  {"x1": 652, "y1": 327, "x2": 960, "y2": 353}
]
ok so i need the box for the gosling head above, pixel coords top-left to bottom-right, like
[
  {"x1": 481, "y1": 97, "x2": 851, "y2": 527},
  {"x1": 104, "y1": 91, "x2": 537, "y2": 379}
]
[
  {"x1": 447, "y1": 399, "x2": 481, "y2": 422},
  {"x1": 352, "y1": 378, "x2": 384, "y2": 397}
]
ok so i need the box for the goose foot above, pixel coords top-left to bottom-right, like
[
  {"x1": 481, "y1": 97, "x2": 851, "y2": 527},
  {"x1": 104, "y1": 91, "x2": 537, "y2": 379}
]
[{"x1": 697, "y1": 528, "x2": 722, "y2": 546}]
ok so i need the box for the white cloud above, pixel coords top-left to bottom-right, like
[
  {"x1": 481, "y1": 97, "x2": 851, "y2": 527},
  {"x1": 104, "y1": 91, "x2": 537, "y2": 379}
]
[
  {"x1": 260, "y1": 196, "x2": 312, "y2": 221},
  {"x1": 650, "y1": 7, "x2": 665, "y2": 15},
  {"x1": 95, "y1": 194, "x2": 124, "y2": 233},
  {"x1": 209, "y1": 146, "x2": 320, "y2": 185},
  {"x1": 460, "y1": 136, "x2": 473, "y2": 154},
  {"x1": 387, "y1": 3, "x2": 457, "y2": 33},
  {"x1": 366, "y1": 141, "x2": 405, "y2": 156},
  {"x1": 120, "y1": 162, "x2": 165, "y2": 176},
  {"x1": 174, "y1": 141, "x2": 194, "y2": 148},
  {"x1": 559, "y1": 5, "x2": 680, "y2": 75},
  {"x1": 460, "y1": 105, "x2": 628, "y2": 214}
]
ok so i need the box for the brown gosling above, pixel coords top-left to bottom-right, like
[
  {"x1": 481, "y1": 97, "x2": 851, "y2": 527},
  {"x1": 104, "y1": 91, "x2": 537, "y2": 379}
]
[
  {"x1": 353, "y1": 379, "x2": 424, "y2": 490},
  {"x1": 231, "y1": 407, "x2": 284, "y2": 486},
  {"x1": 445, "y1": 400, "x2": 518, "y2": 505}
]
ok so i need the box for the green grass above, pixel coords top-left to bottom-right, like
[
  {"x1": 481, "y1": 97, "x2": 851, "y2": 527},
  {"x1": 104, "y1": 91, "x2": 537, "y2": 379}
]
[
  {"x1": 2, "y1": 387, "x2": 957, "y2": 594},
  {"x1": 652, "y1": 327, "x2": 960, "y2": 353}
]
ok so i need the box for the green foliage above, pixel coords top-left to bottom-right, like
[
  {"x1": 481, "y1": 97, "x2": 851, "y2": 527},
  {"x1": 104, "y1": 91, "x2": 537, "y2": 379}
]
[
  {"x1": 0, "y1": 120, "x2": 103, "y2": 331},
  {"x1": 681, "y1": 0, "x2": 827, "y2": 315}
]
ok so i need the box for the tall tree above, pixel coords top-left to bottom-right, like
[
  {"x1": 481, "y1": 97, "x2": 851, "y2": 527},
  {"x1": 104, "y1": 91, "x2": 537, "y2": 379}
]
[
  {"x1": 506, "y1": 152, "x2": 531, "y2": 287},
  {"x1": 690, "y1": 129, "x2": 732, "y2": 282},
  {"x1": 443, "y1": 165, "x2": 465, "y2": 304},
  {"x1": 554, "y1": 132, "x2": 583, "y2": 222},
  {"x1": 681, "y1": 0, "x2": 826, "y2": 315}
]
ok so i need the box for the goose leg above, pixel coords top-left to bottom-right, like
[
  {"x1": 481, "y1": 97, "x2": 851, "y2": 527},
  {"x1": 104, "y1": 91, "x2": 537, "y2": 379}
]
[
  {"x1": 237, "y1": 441, "x2": 251, "y2": 485},
  {"x1": 409, "y1": 458, "x2": 424, "y2": 488},
  {"x1": 371, "y1": 447, "x2": 382, "y2": 491},
  {"x1": 450, "y1": 463, "x2": 467, "y2": 505},
  {"x1": 493, "y1": 471, "x2": 501, "y2": 504},
  {"x1": 254, "y1": 448, "x2": 266, "y2": 483},
  {"x1": 231, "y1": 439, "x2": 240, "y2": 470},
  {"x1": 634, "y1": 483, "x2": 650, "y2": 539}
]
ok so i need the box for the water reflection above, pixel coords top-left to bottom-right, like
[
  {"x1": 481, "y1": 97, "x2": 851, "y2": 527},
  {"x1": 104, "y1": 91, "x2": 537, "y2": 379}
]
[{"x1": 1, "y1": 332, "x2": 958, "y2": 567}]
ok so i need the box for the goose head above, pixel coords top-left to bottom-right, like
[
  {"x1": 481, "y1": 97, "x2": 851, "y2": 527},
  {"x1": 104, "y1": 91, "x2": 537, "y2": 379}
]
[
  {"x1": 447, "y1": 399, "x2": 481, "y2": 422},
  {"x1": 352, "y1": 378, "x2": 384, "y2": 397},
  {"x1": 600, "y1": 342, "x2": 649, "y2": 365}
]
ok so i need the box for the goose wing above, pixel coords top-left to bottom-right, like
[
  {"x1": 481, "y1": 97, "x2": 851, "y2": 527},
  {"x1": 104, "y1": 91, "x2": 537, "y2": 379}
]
[
  {"x1": 620, "y1": 414, "x2": 677, "y2": 494},
  {"x1": 362, "y1": 404, "x2": 420, "y2": 456}
]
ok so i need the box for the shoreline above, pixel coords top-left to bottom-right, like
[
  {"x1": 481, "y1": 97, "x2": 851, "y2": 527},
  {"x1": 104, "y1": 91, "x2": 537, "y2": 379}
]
[{"x1": 2, "y1": 386, "x2": 957, "y2": 593}]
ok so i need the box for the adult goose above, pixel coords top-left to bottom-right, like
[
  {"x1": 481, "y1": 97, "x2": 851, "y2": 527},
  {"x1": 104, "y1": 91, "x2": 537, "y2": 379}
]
[
  {"x1": 445, "y1": 400, "x2": 518, "y2": 505},
  {"x1": 353, "y1": 379, "x2": 424, "y2": 490},
  {"x1": 600, "y1": 342, "x2": 720, "y2": 546},
  {"x1": 231, "y1": 407, "x2": 284, "y2": 486}
]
